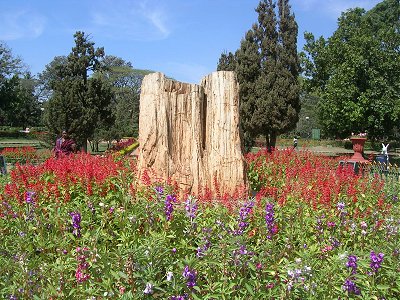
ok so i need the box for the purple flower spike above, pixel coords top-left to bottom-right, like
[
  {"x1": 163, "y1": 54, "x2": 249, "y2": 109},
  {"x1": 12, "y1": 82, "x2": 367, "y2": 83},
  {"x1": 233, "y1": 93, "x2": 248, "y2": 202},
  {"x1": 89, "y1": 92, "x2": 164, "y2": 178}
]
[
  {"x1": 265, "y1": 202, "x2": 277, "y2": 239},
  {"x1": 165, "y1": 194, "x2": 176, "y2": 221},
  {"x1": 370, "y1": 251, "x2": 384, "y2": 273},
  {"x1": 343, "y1": 278, "x2": 361, "y2": 295},
  {"x1": 155, "y1": 186, "x2": 164, "y2": 196},
  {"x1": 346, "y1": 255, "x2": 358, "y2": 274},
  {"x1": 70, "y1": 211, "x2": 82, "y2": 237},
  {"x1": 185, "y1": 196, "x2": 198, "y2": 219},
  {"x1": 235, "y1": 199, "x2": 254, "y2": 235},
  {"x1": 182, "y1": 265, "x2": 197, "y2": 289},
  {"x1": 26, "y1": 191, "x2": 36, "y2": 204}
]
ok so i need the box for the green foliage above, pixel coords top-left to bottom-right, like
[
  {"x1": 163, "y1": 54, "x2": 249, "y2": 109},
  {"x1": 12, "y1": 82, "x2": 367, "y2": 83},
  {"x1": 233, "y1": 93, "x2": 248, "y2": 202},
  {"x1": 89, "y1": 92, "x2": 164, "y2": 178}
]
[
  {"x1": 96, "y1": 56, "x2": 151, "y2": 140},
  {"x1": 9, "y1": 75, "x2": 42, "y2": 128},
  {"x1": 293, "y1": 93, "x2": 322, "y2": 138},
  {"x1": 44, "y1": 32, "x2": 114, "y2": 150},
  {"x1": 0, "y1": 42, "x2": 25, "y2": 78},
  {"x1": 218, "y1": 0, "x2": 300, "y2": 150},
  {"x1": 2, "y1": 152, "x2": 400, "y2": 298},
  {"x1": 36, "y1": 56, "x2": 68, "y2": 103},
  {"x1": 301, "y1": 0, "x2": 400, "y2": 140},
  {"x1": 0, "y1": 42, "x2": 41, "y2": 128},
  {"x1": 216, "y1": 51, "x2": 236, "y2": 71}
]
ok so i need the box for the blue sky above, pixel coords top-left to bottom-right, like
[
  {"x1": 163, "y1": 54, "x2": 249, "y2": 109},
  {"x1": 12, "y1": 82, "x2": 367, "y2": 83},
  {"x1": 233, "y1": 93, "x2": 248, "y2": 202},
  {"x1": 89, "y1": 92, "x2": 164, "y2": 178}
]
[{"x1": 1, "y1": 0, "x2": 382, "y2": 84}]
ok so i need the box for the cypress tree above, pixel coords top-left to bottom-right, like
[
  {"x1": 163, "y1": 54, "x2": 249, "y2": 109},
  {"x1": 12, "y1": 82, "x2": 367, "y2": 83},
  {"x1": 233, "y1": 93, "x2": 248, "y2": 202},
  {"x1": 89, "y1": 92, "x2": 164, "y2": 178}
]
[
  {"x1": 44, "y1": 32, "x2": 113, "y2": 151},
  {"x1": 235, "y1": 29, "x2": 261, "y2": 150},
  {"x1": 217, "y1": 0, "x2": 300, "y2": 151},
  {"x1": 217, "y1": 51, "x2": 236, "y2": 72}
]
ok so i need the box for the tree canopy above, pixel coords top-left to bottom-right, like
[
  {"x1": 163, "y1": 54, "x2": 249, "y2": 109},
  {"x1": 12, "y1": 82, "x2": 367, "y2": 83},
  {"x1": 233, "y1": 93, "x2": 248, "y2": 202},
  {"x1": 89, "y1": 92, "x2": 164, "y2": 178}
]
[
  {"x1": 94, "y1": 56, "x2": 151, "y2": 142},
  {"x1": 0, "y1": 42, "x2": 40, "y2": 128},
  {"x1": 301, "y1": 0, "x2": 400, "y2": 140}
]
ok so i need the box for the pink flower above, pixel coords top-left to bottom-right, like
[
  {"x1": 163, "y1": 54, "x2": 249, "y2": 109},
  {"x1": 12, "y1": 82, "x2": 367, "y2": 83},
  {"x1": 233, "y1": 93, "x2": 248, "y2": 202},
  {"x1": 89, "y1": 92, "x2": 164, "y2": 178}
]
[{"x1": 321, "y1": 245, "x2": 333, "y2": 253}]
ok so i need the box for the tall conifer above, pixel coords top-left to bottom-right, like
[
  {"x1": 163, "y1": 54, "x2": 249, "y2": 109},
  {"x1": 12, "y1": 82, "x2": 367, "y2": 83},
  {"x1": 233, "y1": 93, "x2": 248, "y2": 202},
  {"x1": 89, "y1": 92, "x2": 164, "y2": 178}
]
[
  {"x1": 218, "y1": 0, "x2": 300, "y2": 150},
  {"x1": 45, "y1": 32, "x2": 113, "y2": 151}
]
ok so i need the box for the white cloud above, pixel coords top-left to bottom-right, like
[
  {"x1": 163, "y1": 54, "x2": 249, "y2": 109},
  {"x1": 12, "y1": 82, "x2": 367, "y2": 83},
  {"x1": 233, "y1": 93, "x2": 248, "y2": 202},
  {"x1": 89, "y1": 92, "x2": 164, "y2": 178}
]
[
  {"x1": 90, "y1": 0, "x2": 171, "y2": 41},
  {"x1": 0, "y1": 10, "x2": 46, "y2": 40}
]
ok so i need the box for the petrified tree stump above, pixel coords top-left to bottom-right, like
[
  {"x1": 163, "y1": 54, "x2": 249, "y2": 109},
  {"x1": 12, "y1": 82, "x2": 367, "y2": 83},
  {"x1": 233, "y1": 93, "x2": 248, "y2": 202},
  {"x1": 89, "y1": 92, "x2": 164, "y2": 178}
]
[{"x1": 137, "y1": 71, "x2": 247, "y2": 196}]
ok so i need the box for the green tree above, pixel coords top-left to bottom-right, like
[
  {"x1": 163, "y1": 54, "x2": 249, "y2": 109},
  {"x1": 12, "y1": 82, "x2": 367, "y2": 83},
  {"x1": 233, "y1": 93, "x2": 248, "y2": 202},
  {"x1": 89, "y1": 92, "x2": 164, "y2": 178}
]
[
  {"x1": 44, "y1": 31, "x2": 114, "y2": 151},
  {"x1": 235, "y1": 29, "x2": 261, "y2": 150},
  {"x1": 36, "y1": 56, "x2": 68, "y2": 103},
  {"x1": 0, "y1": 42, "x2": 25, "y2": 78},
  {"x1": 301, "y1": 0, "x2": 400, "y2": 140},
  {"x1": 0, "y1": 42, "x2": 22, "y2": 125},
  {"x1": 100, "y1": 56, "x2": 150, "y2": 138},
  {"x1": 0, "y1": 42, "x2": 40, "y2": 127},
  {"x1": 9, "y1": 74, "x2": 42, "y2": 128},
  {"x1": 294, "y1": 93, "x2": 322, "y2": 138},
  {"x1": 217, "y1": 51, "x2": 236, "y2": 72},
  {"x1": 89, "y1": 56, "x2": 150, "y2": 151},
  {"x1": 218, "y1": 0, "x2": 300, "y2": 150}
]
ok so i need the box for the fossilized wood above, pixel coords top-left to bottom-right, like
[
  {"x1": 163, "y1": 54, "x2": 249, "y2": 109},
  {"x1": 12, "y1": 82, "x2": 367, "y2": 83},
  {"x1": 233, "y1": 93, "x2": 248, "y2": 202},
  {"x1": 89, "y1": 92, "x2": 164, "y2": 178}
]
[{"x1": 137, "y1": 71, "x2": 247, "y2": 196}]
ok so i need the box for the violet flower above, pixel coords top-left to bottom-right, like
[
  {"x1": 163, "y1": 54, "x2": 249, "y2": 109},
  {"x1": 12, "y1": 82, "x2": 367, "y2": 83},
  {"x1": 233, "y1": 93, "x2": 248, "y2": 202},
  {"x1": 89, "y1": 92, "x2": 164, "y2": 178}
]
[
  {"x1": 182, "y1": 265, "x2": 197, "y2": 289},
  {"x1": 370, "y1": 251, "x2": 384, "y2": 273},
  {"x1": 337, "y1": 202, "x2": 345, "y2": 211},
  {"x1": 343, "y1": 278, "x2": 361, "y2": 295},
  {"x1": 196, "y1": 242, "x2": 210, "y2": 258},
  {"x1": 165, "y1": 194, "x2": 176, "y2": 221},
  {"x1": 155, "y1": 186, "x2": 164, "y2": 197},
  {"x1": 235, "y1": 199, "x2": 254, "y2": 235},
  {"x1": 170, "y1": 295, "x2": 187, "y2": 300},
  {"x1": 75, "y1": 249, "x2": 90, "y2": 283},
  {"x1": 265, "y1": 202, "x2": 277, "y2": 239},
  {"x1": 185, "y1": 196, "x2": 198, "y2": 219},
  {"x1": 346, "y1": 255, "x2": 358, "y2": 275},
  {"x1": 143, "y1": 282, "x2": 153, "y2": 294},
  {"x1": 70, "y1": 211, "x2": 81, "y2": 237},
  {"x1": 25, "y1": 191, "x2": 35, "y2": 204}
]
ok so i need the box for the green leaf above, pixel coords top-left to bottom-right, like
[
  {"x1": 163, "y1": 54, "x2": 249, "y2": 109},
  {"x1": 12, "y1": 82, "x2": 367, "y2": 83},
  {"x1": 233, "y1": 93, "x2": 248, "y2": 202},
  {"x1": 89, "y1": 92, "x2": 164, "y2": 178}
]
[
  {"x1": 118, "y1": 271, "x2": 129, "y2": 279},
  {"x1": 376, "y1": 284, "x2": 390, "y2": 290},
  {"x1": 192, "y1": 293, "x2": 202, "y2": 300},
  {"x1": 193, "y1": 286, "x2": 201, "y2": 292},
  {"x1": 245, "y1": 282, "x2": 254, "y2": 295},
  {"x1": 248, "y1": 262, "x2": 256, "y2": 272}
]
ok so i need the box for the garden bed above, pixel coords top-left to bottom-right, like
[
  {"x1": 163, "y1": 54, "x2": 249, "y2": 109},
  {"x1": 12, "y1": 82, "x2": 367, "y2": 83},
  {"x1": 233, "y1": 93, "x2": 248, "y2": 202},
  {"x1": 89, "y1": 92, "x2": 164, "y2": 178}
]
[{"x1": 0, "y1": 150, "x2": 399, "y2": 299}]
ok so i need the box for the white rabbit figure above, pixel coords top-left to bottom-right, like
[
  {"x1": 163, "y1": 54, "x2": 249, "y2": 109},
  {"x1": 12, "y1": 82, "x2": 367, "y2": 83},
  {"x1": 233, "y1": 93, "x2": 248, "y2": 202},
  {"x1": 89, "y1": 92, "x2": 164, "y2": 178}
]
[{"x1": 381, "y1": 143, "x2": 389, "y2": 155}]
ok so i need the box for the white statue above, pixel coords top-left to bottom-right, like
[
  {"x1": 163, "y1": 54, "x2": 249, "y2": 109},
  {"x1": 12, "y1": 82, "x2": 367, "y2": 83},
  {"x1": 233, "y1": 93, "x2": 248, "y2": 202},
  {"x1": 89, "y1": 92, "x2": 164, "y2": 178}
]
[{"x1": 382, "y1": 143, "x2": 389, "y2": 156}]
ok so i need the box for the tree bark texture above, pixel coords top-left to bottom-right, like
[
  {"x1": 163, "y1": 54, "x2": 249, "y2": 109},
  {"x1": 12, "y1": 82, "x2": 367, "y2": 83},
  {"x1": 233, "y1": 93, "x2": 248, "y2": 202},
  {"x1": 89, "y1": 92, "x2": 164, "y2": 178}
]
[{"x1": 137, "y1": 71, "x2": 247, "y2": 197}]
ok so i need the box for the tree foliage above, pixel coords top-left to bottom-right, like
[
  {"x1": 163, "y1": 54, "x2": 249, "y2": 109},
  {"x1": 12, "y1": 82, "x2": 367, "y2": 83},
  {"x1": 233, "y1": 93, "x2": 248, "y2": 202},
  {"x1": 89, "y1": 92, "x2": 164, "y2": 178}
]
[
  {"x1": 301, "y1": 0, "x2": 400, "y2": 140},
  {"x1": 90, "y1": 56, "x2": 150, "y2": 151},
  {"x1": 8, "y1": 74, "x2": 42, "y2": 128},
  {"x1": 217, "y1": 0, "x2": 300, "y2": 150},
  {"x1": 36, "y1": 56, "x2": 68, "y2": 103},
  {"x1": 0, "y1": 42, "x2": 40, "y2": 127},
  {"x1": 44, "y1": 32, "x2": 113, "y2": 150}
]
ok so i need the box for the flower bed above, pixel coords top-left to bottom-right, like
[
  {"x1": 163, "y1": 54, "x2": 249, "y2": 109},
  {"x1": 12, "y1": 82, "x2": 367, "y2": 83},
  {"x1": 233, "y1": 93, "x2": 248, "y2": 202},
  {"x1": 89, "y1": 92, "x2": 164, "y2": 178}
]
[
  {"x1": 0, "y1": 146, "x2": 52, "y2": 164},
  {"x1": 0, "y1": 150, "x2": 399, "y2": 299}
]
